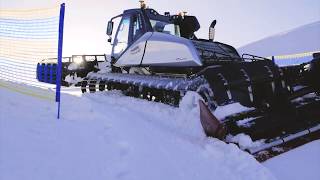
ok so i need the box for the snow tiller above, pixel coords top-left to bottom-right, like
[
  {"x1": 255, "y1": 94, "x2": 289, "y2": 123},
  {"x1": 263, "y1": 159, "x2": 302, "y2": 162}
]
[
  {"x1": 81, "y1": 1, "x2": 320, "y2": 155},
  {"x1": 37, "y1": 55, "x2": 107, "y2": 86}
]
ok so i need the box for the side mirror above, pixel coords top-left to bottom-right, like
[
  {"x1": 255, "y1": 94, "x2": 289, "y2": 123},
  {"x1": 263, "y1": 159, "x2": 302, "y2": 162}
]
[
  {"x1": 106, "y1": 21, "x2": 114, "y2": 36},
  {"x1": 209, "y1": 20, "x2": 216, "y2": 41}
]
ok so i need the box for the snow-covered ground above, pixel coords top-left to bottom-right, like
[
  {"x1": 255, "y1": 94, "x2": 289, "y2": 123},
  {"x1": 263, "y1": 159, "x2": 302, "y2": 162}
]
[
  {"x1": 264, "y1": 140, "x2": 320, "y2": 180},
  {"x1": 1, "y1": 80, "x2": 320, "y2": 180},
  {"x1": 0, "y1": 80, "x2": 276, "y2": 180}
]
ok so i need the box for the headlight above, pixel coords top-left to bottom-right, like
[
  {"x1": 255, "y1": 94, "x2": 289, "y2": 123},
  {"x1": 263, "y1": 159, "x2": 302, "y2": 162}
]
[
  {"x1": 73, "y1": 56, "x2": 84, "y2": 64},
  {"x1": 303, "y1": 64, "x2": 311, "y2": 71}
]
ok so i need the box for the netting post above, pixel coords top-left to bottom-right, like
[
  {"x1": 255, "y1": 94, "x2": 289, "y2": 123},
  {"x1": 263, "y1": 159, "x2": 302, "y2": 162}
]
[
  {"x1": 271, "y1": 56, "x2": 275, "y2": 63},
  {"x1": 55, "y1": 3, "x2": 65, "y2": 119}
]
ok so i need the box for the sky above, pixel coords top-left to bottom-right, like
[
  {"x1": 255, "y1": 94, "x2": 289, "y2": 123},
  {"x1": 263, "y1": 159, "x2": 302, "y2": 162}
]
[{"x1": 1, "y1": 0, "x2": 320, "y2": 56}]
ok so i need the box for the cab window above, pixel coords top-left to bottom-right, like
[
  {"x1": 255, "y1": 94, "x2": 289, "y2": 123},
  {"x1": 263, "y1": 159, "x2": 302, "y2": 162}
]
[
  {"x1": 113, "y1": 16, "x2": 130, "y2": 57},
  {"x1": 132, "y1": 14, "x2": 143, "y2": 41},
  {"x1": 150, "y1": 19, "x2": 181, "y2": 36}
]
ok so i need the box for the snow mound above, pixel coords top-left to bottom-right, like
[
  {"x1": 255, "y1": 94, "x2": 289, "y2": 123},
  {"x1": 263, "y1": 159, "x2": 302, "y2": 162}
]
[
  {"x1": 0, "y1": 81, "x2": 276, "y2": 180},
  {"x1": 238, "y1": 21, "x2": 320, "y2": 57}
]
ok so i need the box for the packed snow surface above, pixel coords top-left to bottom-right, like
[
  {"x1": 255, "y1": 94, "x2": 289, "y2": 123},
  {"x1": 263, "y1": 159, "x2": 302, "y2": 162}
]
[
  {"x1": 0, "y1": 81, "x2": 276, "y2": 180},
  {"x1": 264, "y1": 140, "x2": 320, "y2": 180}
]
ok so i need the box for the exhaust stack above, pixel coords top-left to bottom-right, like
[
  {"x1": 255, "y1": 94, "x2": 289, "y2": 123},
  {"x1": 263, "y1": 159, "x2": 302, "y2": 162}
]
[{"x1": 209, "y1": 20, "x2": 217, "y2": 41}]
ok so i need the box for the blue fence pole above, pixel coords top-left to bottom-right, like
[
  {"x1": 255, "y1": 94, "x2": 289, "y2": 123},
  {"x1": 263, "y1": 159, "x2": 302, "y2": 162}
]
[
  {"x1": 55, "y1": 3, "x2": 65, "y2": 119},
  {"x1": 272, "y1": 56, "x2": 275, "y2": 64},
  {"x1": 36, "y1": 64, "x2": 40, "y2": 80},
  {"x1": 49, "y1": 64, "x2": 53, "y2": 83},
  {"x1": 44, "y1": 64, "x2": 48, "y2": 82}
]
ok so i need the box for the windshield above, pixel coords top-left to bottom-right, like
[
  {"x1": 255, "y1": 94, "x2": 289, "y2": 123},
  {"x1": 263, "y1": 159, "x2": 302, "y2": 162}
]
[{"x1": 150, "y1": 19, "x2": 181, "y2": 37}]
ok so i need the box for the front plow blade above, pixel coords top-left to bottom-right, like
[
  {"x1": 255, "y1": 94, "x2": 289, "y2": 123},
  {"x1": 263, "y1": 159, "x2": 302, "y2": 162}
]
[{"x1": 199, "y1": 100, "x2": 226, "y2": 139}]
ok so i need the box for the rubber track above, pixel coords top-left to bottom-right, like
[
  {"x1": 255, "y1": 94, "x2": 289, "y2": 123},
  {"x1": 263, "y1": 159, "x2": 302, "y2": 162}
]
[{"x1": 81, "y1": 72, "x2": 217, "y2": 109}]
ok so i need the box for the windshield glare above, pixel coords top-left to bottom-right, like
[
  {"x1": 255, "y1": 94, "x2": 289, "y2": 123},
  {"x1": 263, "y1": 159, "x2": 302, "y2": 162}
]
[{"x1": 150, "y1": 19, "x2": 180, "y2": 37}]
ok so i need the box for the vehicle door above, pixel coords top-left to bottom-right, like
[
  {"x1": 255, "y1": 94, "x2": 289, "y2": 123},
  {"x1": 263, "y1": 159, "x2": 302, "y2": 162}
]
[
  {"x1": 114, "y1": 12, "x2": 152, "y2": 66},
  {"x1": 112, "y1": 15, "x2": 131, "y2": 59}
]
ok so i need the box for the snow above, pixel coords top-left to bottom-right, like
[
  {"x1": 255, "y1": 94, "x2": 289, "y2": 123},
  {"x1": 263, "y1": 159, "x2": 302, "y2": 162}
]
[
  {"x1": 0, "y1": 80, "x2": 276, "y2": 180},
  {"x1": 97, "y1": 61, "x2": 112, "y2": 73},
  {"x1": 226, "y1": 133, "x2": 265, "y2": 151},
  {"x1": 238, "y1": 21, "x2": 320, "y2": 57},
  {"x1": 67, "y1": 62, "x2": 80, "y2": 70},
  {"x1": 264, "y1": 140, "x2": 320, "y2": 180},
  {"x1": 64, "y1": 73, "x2": 83, "y2": 85},
  {"x1": 271, "y1": 147, "x2": 284, "y2": 153},
  {"x1": 236, "y1": 117, "x2": 256, "y2": 128},
  {"x1": 274, "y1": 56, "x2": 314, "y2": 67},
  {"x1": 213, "y1": 102, "x2": 253, "y2": 120}
]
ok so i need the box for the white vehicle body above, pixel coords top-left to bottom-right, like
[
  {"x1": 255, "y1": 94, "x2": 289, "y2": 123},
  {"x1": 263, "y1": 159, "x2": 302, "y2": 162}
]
[{"x1": 115, "y1": 32, "x2": 202, "y2": 67}]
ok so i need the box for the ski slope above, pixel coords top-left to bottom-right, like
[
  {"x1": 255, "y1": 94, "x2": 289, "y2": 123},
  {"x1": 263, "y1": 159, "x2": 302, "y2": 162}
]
[
  {"x1": 0, "y1": 80, "x2": 276, "y2": 180},
  {"x1": 238, "y1": 21, "x2": 320, "y2": 57}
]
